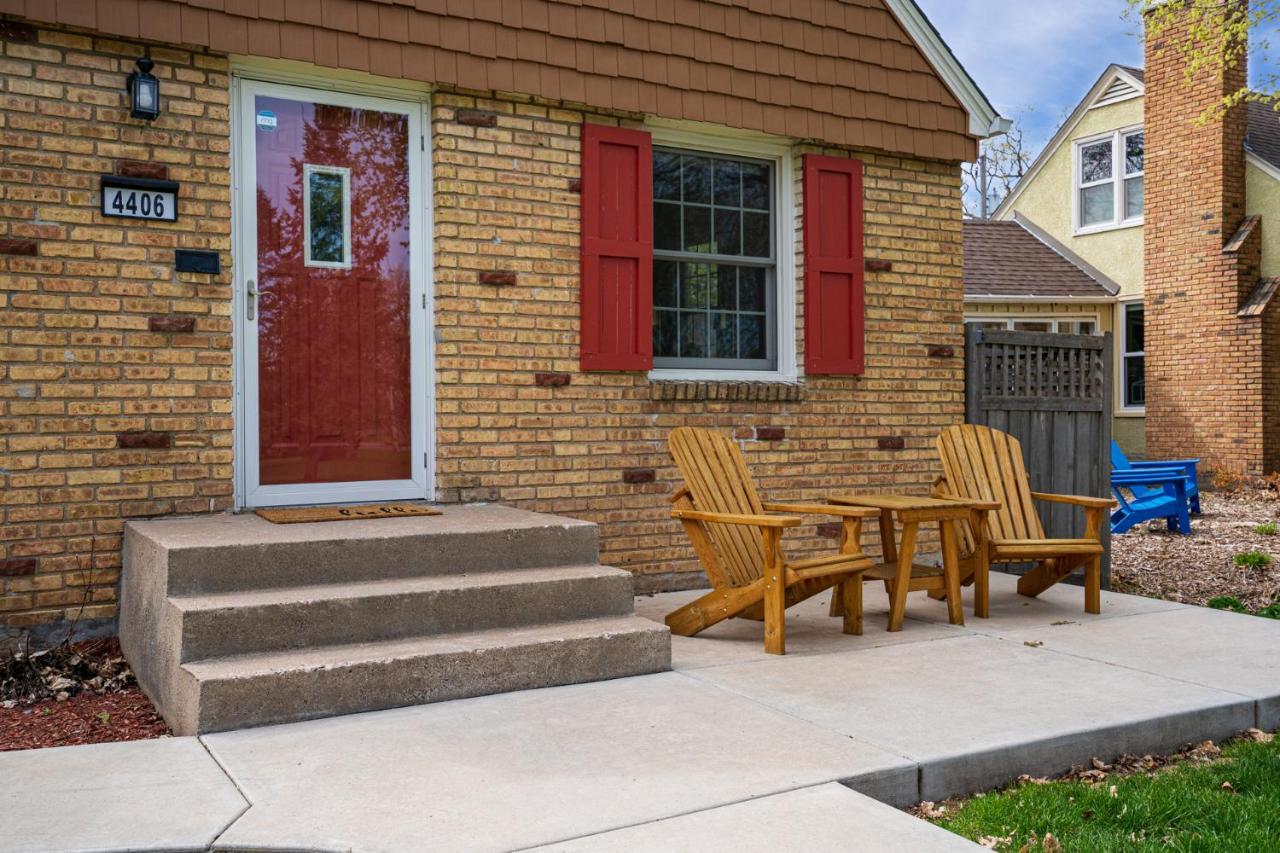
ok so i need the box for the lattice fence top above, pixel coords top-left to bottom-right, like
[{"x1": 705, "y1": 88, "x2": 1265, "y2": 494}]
[{"x1": 968, "y1": 329, "x2": 1107, "y2": 412}]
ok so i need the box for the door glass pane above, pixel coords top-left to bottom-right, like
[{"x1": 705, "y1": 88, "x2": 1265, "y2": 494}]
[
  {"x1": 255, "y1": 95, "x2": 412, "y2": 486},
  {"x1": 305, "y1": 166, "x2": 349, "y2": 266}
]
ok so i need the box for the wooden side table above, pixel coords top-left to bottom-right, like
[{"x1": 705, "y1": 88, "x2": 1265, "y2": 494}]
[{"x1": 827, "y1": 494, "x2": 978, "y2": 632}]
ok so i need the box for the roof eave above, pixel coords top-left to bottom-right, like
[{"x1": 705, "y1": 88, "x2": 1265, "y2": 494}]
[{"x1": 883, "y1": 0, "x2": 1008, "y2": 139}]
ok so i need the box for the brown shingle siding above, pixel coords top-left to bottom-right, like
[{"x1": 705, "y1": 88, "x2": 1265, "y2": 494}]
[{"x1": 11, "y1": 0, "x2": 978, "y2": 161}]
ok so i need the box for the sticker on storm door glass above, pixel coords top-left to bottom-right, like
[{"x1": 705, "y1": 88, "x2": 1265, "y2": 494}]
[
  {"x1": 256, "y1": 110, "x2": 277, "y2": 130},
  {"x1": 303, "y1": 164, "x2": 351, "y2": 268}
]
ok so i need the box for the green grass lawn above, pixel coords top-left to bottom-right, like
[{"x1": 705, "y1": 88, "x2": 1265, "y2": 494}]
[{"x1": 932, "y1": 734, "x2": 1280, "y2": 851}]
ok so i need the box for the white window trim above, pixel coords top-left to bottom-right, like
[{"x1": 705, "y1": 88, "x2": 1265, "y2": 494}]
[
  {"x1": 963, "y1": 313, "x2": 1102, "y2": 334},
  {"x1": 639, "y1": 124, "x2": 797, "y2": 383},
  {"x1": 1073, "y1": 125, "x2": 1144, "y2": 236},
  {"x1": 1118, "y1": 299, "x2": 1145, "y2": 415},
  {"x1": 302, "y1": 163, "x2": 353, "y2": 269}
]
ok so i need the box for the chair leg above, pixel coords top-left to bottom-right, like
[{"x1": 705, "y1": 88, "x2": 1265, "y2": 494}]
[
  {"x1": 1084, "y1": 554, "x2": 1101, "y2": 614},
  {"x1": 1190, "y1": 494, "x2": 1201, "y2": 515},
  {"x1": 763, "y1": 569, "x2": 786, "y2": 656},
  {"x1": 838, "y1": 577, "x2": 862, "y2": 636},
  {"x1": 1176, "y1": 505, "x2": 1191, "y2": 535},
  {"x1": 940, "y1": 519, "x2": 964, "y2": 627}
]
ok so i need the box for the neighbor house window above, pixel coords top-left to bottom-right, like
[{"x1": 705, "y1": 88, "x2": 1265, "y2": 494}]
[
  {"x1": 964, "y1": 317, "x2": 1098, "y2": 335},
  {"x1": 1077, "y1": 129, "x2": 1143, "y2": 230},
  {"x1": 1122, "y1": 302, "x2": 1144, "y2": 408},
  {"x1": 652, "y1": 147, "x2": 776, "y2": 370}
]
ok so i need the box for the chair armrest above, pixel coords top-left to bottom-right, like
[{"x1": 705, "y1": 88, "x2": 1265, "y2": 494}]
[
  {"x1": 1111, "y1": 471, "x2": 1188, "y2": 486},
  {"x1": 671, "y1": 509, "x2": 803, "y2": 528},
  {"x1": 764, "y1": 502, "x2": 879, "y2": 519},
  {"x1": 1031, "y1": 492, "x2": 1117, "y2": 509},
  {"x1": 932, "y1": 492, "x2": 1002, "y2": 511},
  {"x1": 1130, "y1": 459, "x2": 1199, "y2": 468}
]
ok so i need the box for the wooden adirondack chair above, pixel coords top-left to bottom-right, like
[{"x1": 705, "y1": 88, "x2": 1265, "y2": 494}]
[
  {"x1": 934, "y1": 424, "x2": 1116, "y2": 616},
  {"x1": 666, "y1": 427, "x2": 878, "y2": 654}
]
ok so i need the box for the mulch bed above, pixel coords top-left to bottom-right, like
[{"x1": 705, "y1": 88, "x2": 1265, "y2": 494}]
[
  {"x1": 1, "y1": 636, "x2": 170, "y2": 752},
  {"x1": 1110, "y1": 488, "x2": 1280, "y2": 610},
  {"x1": 0, "y1": 688, "x2": 169, "y2": 751}
]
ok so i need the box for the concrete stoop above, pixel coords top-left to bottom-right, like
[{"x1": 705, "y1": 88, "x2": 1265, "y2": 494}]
[{"x1": 120, "y1": 504, "x2": 671, "y2": 734}]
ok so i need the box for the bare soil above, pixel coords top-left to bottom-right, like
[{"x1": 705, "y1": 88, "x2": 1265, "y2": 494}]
[{"x1": 1110, "y1": 488, "x2": 1280, "y2": 610}]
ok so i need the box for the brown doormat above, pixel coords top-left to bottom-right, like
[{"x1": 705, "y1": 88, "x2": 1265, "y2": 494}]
[{"x1": 255, "y1": 503, "x2": 443, "y2": 524}]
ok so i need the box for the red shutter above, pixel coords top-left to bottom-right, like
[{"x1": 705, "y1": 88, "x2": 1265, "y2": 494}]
[
  {"x1": 580, "y1": 123, "x2": 653, "y2": 371},
  {"x1": 802, "y1": 154, "x2": 865, "y2": 375}
]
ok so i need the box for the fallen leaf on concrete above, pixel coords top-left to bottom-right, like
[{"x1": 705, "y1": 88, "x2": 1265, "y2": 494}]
[{"x1": 1023, "y1": 640, "x2": 1043, "y2": 648}]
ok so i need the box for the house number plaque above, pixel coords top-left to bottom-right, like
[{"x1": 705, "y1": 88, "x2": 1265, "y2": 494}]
[{"x1": 100, "y1": 175, "x2": 179, "y2": 222}]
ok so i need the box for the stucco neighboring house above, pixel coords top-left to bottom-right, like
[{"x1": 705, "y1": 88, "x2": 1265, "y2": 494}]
[
  {"x1": 980, "y1": 62, "x2": 1280, "y2": 463},
  {"x1": 0, "y1": 1, "x2": 1007, "y2": 642}
]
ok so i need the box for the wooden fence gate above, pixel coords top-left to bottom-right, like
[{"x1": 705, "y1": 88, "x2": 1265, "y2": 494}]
[{"x1": 965, "y1": 327, "x2": 1113, "y2": 585}]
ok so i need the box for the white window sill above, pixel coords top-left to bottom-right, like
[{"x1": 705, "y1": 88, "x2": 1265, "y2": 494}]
[
  {"x1": 1074, "y1": 217, "x2": 1143, "y2": 237},
  {"x1": 648, "y1": 368, "x2": 799, "y2": 384},
  {"x1": 1116, "y1": 407, "x2": 1146, "y2": 417}
]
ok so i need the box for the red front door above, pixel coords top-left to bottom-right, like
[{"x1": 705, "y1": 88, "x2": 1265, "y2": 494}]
[{"x1": 252, "y1": 94, "x2": 413, "y2": 487}]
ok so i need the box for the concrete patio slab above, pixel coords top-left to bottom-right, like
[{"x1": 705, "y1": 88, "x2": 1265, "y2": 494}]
[
  {"x1": 687, "y1": 633, "x2": 1256, "y2": 801},
  {"x1": 204, "y1": 672, "x2": 917, "y2": 853},
  {"x1": 905, "y1": 570, "x2": 1190, "y2": 635},
  {"x1": 528, "y1": 783, "x2": 980, "y2": 852},
  {"x1": 634, "y1": 583, "x2": 965, "y2": 670},
  {"x1": 1004, "y1": 606, "x2": 1280, "y2": 729},
  {"x1": 0, "y1": 737, "x2": 247, "y2": 853}
]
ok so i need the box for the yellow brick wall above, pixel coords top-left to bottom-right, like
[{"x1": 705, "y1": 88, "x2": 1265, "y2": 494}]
[
  {"x1": 432, "y1": 90, "x2": 966, "y2": 592},
  {"x1": 1, "y1": 19, "x2": 965, "y2": 633},
  {"x1": 0, "y1": 22, "x2": 233, "y2": 635}
]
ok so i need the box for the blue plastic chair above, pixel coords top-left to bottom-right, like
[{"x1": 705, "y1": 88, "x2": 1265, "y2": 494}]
[
  {"x1": 1110, "y1": 441, "x2": 1195, "y2": 534},
  {"x1": 1110, "y1": 441, "x2": 1200, "y2": 514}
]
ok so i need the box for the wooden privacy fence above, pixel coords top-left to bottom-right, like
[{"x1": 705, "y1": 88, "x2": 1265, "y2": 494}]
[{"x1": 964, "y1": 327, "x2": 1113, "y2": 584}]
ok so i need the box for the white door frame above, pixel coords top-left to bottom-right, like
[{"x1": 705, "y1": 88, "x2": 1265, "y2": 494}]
[{"x1": 230, "y1": 75, "x2": 434, "y2": 508}]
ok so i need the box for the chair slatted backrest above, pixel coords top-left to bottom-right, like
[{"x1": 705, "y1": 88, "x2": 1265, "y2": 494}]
[
  {"x1": 937, "y1": 424, "x2": 1044, "y2": 544},
  {"x1": 668, "y1": 427, "x2": 767, "y2": 587}
]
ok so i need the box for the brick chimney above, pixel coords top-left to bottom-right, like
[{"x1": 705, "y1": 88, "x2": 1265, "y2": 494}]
[{"x1": 1143, "y1": 1, "x2": 1276, "y2": 476}]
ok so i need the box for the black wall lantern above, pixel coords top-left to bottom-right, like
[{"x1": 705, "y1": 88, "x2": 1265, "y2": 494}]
[{"x1": 127, "y1": 55, "x2": 160, "y2": 121}]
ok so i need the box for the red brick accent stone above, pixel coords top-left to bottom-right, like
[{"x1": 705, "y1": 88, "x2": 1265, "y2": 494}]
[
  {"x1": 116, "y1": 431, "x2": 172, "y2": 449},
  {"x1": 0, "y1": 239, "x2": 37, "y2": 256},
  {"x1": 815, "y1": 522, "x2": 842, "y2": 538},
  {"x1": 622, "y1": 468, "x2": 656, "y2": 484},
  {"x1": 148, "y1": 315, "x2": 196, "y2": 333},
  {"x1": 927, "y1": 345, "x2": 955, "y2": 358},
  {"x1": 0, "y1": 559, "x2": 38, "y2": 578},
  {"x1": 567, "y1": 178, "x2": 582, "y2": 193},
  {"x1": 0, "y1": 20, "x2": 36, "y2": 42},
  {"x1": 456, "y1": 109, "x2": 498, "y2": 127},
  {"x1": 117, "y1": 160, "x2": 169, "y2": 180},
  {"x1": 877, "y1": 436, "x2": 906, "y2": 450},
  {"x1": 755, "y1": 426, "x2": 785, "y2": 441},
  {"x1": 534, "y1": 372, "x2": 571, "y2": 387},
  {"x1": 478, "y1": 270, "x2": 517, "y2": 286},
  {"x1": 865, "y1": 259, "x2": 893, "y2": 272}
]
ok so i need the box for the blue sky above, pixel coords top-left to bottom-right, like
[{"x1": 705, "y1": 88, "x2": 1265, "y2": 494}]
[{"x1": 915, "y1": 0, "x2": 1280, "y2": 157}]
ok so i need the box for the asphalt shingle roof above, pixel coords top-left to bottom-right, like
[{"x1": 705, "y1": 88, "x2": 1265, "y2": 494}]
[{"x1": 963, "y1": 220, "x2": 1115, "y2": 299}]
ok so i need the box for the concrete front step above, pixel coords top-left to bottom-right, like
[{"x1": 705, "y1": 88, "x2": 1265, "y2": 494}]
[
  {"x1": 125, "y1": 504, "x2": 599, "y2": 595},
  {"x1": 121, "y1": 505, "x2": 673, "y2": 735},
  {"x1": 176, "y1": 615, "x2": 671, "y2": 734},
  {"x1": 170, "y1": 564, "x2": 637, "y2": 661}
]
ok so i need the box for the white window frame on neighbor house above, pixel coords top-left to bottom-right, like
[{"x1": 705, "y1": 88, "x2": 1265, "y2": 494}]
[
  {"x1": 641, "y1": 121, "x2": 797, "y2": 384},
  {"x1": 1073, "y1": 125, "x2": 1144, "y2": 235},
  {"x1": 963, "y1": 313, "x2": 1102, "y2": 335},
  {"x1": 1118, "y1": 299, "x2": 1145, "y2": 414}
]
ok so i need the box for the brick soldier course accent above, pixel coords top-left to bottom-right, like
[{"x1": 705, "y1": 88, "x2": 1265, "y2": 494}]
[
  {"x1": 1143, "y1": 5, "x2": 1280, "y2": 475},
  {"x1": 478, "y1": 270, "x2": 518, "y2": 286}
]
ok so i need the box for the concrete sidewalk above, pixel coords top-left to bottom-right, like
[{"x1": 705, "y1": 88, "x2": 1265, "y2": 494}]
[{"x1": 4, "y1": 573, "x2": 1278, "y2": 853}]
